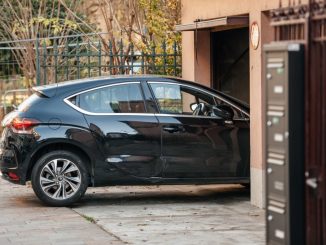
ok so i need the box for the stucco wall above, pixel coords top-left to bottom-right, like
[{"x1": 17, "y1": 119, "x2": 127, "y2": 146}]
[
  {"x1": 181, "y1": 0, "x2": 308, "y2": 23},
  {"x1": 180, "y1": 0, "x2": 308, "y2": 208}
]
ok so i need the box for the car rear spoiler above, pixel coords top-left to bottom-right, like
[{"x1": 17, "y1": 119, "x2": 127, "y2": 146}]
[
  {"x1": 32, "y1": 83, "x2": 59, "y2": 98},
  {"x1": 31, "y1": 88, "x2": 50, "y2": 98}
]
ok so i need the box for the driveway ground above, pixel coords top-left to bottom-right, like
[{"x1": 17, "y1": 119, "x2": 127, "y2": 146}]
[
  {"x1": 0, "y1": 176, "x2": 265, "y2": 245},
  {"x1": 0, "y1": 177, "x2": 121, "y2": 245}
]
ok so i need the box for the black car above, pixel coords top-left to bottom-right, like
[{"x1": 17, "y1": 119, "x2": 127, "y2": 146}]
[{"x1": 0, "y1": 76, "x2": 250, "y2": 206}]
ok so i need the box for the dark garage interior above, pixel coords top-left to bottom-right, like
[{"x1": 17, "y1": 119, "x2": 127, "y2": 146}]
[{"x1": 211, "y1": 27, "x2": 249, "y2": 104}]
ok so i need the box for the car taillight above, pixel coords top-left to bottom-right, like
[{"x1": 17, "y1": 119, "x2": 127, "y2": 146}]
[{"x1": 7, "y1": 118, "x2": 40, "y2": 134}]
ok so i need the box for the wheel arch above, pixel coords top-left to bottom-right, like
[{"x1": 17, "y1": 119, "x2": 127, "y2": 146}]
[{"x1": 26, "y1": 140, "x2": 94, "y2": 185}]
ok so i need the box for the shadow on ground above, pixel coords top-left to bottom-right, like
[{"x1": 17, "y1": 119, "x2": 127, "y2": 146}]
[
  {"x1": 7, "y1": 183, "x2": 249, "y2": 209},
  {"x1": 74, "y1": 184, "x2": 250, "y2": 207}
]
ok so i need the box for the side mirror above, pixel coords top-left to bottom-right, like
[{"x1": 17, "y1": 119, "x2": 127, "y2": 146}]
[
  {"x1": 212, "y1": 105, "x2": 234, "y2": 120},
  {"x1": 190, "y1": 103, "x2": 198, "y2": 111}
]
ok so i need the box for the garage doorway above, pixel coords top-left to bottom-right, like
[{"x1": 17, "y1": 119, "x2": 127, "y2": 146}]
[{"x1": 211, "y1": 28, "x2": 249, "y2": 104}]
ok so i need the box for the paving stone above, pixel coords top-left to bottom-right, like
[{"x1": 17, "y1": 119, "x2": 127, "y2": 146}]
[
  {"x1": 0, "y1": 237, "x2": 10, "y2": 245},
  {"x1": 0, "y1": 177, "x2": 122, "y2": 244},
  {"x1": 0, "y1": 175, "x2": 265, "y2": 245},
  {"x1": 73, "y1": 184, "x2": 265, "y2": 245}
]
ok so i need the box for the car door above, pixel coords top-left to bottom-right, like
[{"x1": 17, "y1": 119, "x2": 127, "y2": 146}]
[
  {"x1": 148, "y1": 81, "x2": 249, "y2": 179},
  {"x1": 66, "y1": 81, "x2": 162, "y2": 184}
]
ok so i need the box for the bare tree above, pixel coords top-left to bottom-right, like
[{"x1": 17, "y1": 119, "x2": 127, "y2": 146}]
[
  {"x1": 79, "y1": 0, "x2": 181, "y2": 74},
  {"x1": 0, "y1": 0, "x2": 89, "y2": 87}
]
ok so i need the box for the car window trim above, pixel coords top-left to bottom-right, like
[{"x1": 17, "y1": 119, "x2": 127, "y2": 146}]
[
  {"x1": 64, "y1": 81, "x2": 149, "y2": 115},
  {"x1": 147, "y1": 81, "x2": 249, "y2": 117},
  {"x1": 154, "y1": 113, "x2": 224, "y2": 120},
  {"x1": 140, "y1": 81, "x2": 159, "y2": 113}
]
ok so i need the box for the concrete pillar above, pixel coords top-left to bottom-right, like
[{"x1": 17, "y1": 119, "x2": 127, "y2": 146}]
[{"x1": 182, "y1": 32, "x2": 195, "y2": 81}]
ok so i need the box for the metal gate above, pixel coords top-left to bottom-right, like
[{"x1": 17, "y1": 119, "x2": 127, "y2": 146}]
[
  {"x1": 270, "y1": 1, "x2": 326, "y2": 244},
  {"x1": 35, "y1": 35, "x2": 181, "y2": 85},
  {"x1": 306, "y1": 2, "x2": 326, "y2": 243}
]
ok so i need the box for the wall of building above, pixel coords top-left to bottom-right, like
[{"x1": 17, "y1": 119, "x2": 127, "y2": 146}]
[{"x1": 180, "y1": 0, "x2": 308, "y2": 208}]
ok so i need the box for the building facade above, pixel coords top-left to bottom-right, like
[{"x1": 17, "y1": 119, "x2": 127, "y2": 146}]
[{"x1": 178, "y1": 0, "x2": 309, "y2": 208}]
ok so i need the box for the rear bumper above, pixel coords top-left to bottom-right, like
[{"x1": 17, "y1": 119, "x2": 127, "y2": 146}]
[
  {"x1": 0, "y1": 141, "x2": 26, "y2": 185},
  {"x1": 0, "y1": 170, "x2": 24, "y2": 184},
  {"x1": 0, "y1": 150, "x2": 25, "y2": 184},
  {"x1": 0, "y1": 128, "x2": 31, "y2": 185},
  {"x1": 0, "y1": 147, "x2": 18, "y2": 168},
  {"x1": 0, "y1": 158, "x2": 26, "y2": 185}
]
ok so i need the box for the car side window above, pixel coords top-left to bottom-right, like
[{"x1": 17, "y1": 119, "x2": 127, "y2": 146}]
[
  {"x1": 149, "y1": 83, "x2": 215, "y2": 115},
  {"x1": 74, "y1": 83, "x2": 146, "y2": 113}
]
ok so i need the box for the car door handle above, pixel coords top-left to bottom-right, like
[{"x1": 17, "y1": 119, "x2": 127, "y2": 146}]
[
  {"x1": 163, "y1": 126, "x2": 184, "y2": 133},
  {"x1": 224, "y1": 120, "x2": 233, "y2": 125}
]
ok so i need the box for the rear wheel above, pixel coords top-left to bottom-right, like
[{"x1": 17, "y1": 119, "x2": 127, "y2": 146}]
[{"x1": 31, "y1": 150, "x2": 89, "y2": 206}]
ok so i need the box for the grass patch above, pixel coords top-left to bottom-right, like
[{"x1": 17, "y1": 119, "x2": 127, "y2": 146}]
[{"x1": 81, "y1": 214, "x2": 96, "y2": 224}]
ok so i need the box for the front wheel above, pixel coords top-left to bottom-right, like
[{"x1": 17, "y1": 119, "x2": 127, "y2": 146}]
[{"x1": 31, "y1": 150, "x2": 89, "y2": 206}]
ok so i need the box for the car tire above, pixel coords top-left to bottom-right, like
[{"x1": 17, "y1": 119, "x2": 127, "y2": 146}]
[{"x1": 31, "y1": 150, "x2": 89, "y2": 206}]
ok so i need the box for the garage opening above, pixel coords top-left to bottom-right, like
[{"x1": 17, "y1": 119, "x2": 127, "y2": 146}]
[{"x1": 211, "y1": 28, "x2": 249, "y2": 104}]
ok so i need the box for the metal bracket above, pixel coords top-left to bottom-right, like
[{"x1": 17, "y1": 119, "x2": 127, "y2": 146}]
[{"x1": 306, "y1": 177, "x2": 318, "y2": 189}]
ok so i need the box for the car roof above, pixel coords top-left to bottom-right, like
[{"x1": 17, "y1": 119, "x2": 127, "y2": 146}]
[
  {"x1": 33, "y1": 75, "x2": 203, "y2": 98},
  {"x1": 33, "y1": 75, "x2": 172, "y2": 96}
]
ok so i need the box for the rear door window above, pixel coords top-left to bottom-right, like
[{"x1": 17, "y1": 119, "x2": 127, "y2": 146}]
[{"x1": 72, "y1": 83, "x2": 146, "y2": 114}]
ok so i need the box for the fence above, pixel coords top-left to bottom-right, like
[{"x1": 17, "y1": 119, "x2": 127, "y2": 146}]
[
  {"x1": 270, "y1": 4, "x2": 309, "y2": 42},
  {"x1": 0, "y1": 34, "x2": 181, "y2": 124},
  {"x1": 0, "y1": 47, "x2": 23, "y2": 92},
  {"x1": 36, "y1": 36, "x2": 181, "y2": 85}
]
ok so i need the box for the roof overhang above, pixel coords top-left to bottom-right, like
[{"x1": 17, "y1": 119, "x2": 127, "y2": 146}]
[{"x1": 175, "y1": 16, "x2": 249, "y2": 32}]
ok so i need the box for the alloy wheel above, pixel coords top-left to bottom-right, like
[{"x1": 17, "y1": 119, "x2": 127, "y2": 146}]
[{"x1": 39, "y1": 158, "x2": 81, "y2": 200}]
